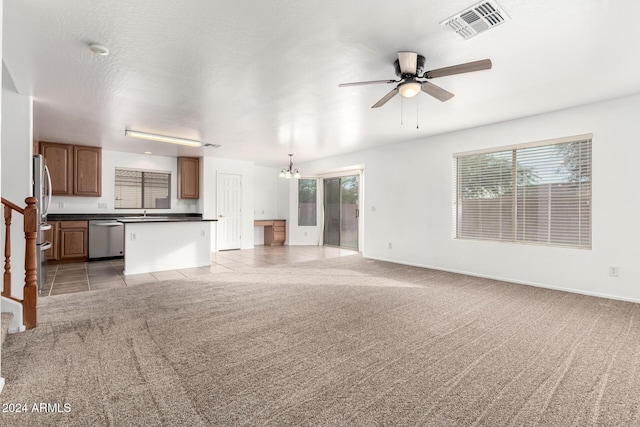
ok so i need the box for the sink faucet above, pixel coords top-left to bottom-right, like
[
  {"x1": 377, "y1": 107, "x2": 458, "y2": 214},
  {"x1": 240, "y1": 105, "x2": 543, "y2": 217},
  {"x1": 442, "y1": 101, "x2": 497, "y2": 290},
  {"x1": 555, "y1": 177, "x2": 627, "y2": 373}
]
[{"x1": 143, "y1": 210, "x2": 147, "y2": 218}]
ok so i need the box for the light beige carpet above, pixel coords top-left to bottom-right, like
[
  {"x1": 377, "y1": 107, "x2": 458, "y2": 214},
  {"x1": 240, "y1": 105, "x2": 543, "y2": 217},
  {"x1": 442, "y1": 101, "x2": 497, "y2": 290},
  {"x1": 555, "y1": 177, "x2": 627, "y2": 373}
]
[{"x1": 1, "y1": 255, "x2": 639, "y2": 426}]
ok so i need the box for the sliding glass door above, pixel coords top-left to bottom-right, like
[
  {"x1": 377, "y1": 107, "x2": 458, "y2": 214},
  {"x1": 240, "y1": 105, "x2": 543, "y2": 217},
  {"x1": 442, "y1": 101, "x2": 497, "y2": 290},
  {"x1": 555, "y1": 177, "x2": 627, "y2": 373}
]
[{"x1": 323, "y1": 175, "x2": 359, "y2": 250}]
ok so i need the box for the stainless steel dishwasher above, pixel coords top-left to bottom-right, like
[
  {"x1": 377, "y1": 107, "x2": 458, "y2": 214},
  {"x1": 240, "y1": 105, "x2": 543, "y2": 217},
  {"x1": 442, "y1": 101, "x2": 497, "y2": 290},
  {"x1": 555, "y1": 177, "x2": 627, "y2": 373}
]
[{"x1": 89, "y1": 220, "x2": 124, "y2": 259}]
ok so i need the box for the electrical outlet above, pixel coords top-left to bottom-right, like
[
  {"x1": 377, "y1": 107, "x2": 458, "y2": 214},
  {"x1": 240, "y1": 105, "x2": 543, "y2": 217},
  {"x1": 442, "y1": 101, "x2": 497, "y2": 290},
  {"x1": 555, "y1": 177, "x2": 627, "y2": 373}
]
[
  {"x1": 98, "y1": 203, "x2": 108, "y2": 209},
  {"x1": 200, "y1": 229, "x2": 205, "y2": 237},
  {"x1": 609, "y1": 266, "x2": 620, "y2": 277},
  {"x1": 58, "y1": 202, "x2": 64, "y2": 208},
  {"x1": 371, "y1": 206, "x2": 376, "y2": 212},
  {"x1": 388, "y1": 242, "x2": 393, "y2": 249},
  {"x1": 130, "y1": 233, "x2": 137, "y2": 241}
]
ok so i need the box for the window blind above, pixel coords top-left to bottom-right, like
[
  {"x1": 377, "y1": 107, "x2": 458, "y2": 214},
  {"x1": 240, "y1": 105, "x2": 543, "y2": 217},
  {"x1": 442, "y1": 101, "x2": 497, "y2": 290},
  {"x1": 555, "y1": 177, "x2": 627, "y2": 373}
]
[
  {"x1": 455, "y1": 137, "x2": 591, "y2": 249},
  {"x1": 114, "y1": 168, "x2": 171, "y2": 209}
]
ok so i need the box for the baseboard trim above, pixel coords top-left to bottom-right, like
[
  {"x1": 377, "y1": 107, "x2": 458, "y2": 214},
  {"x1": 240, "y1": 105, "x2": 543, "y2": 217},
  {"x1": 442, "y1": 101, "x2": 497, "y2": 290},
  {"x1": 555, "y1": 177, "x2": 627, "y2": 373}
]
[
  {"x1": 8, "y1": 325, "x2": 26, "y2": 334},
  {"x1": 1, "y1": 297, "x2": 25, "y2": 334},
  {"x1": 364, "y1": 255, "x2": 640, "y2": 305}
]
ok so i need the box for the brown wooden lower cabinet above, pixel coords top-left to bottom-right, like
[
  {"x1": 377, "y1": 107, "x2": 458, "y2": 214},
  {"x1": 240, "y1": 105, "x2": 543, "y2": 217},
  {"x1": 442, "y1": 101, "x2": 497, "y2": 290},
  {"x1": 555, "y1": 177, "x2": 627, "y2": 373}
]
[
  {"x1": 47, "y1": 220, "x2": 88, "y2": 262},
  {"x1": 255, "y1": 220, "x2": 286, "y2": 246}
]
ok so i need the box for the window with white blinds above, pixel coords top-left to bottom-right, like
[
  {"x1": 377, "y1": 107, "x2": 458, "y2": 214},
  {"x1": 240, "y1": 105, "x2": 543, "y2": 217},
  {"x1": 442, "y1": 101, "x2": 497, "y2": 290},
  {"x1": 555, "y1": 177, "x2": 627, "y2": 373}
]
[
  {"x1": 114, "y1": 168, "x2": 171, "y2": 209},
  {"x1": 454, "y1": 136, "x2": 592, "y2": 249}
]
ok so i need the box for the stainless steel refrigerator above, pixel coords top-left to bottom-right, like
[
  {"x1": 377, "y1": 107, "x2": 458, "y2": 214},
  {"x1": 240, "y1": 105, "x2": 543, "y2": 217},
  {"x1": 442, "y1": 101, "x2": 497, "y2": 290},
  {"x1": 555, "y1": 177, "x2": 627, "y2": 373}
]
[{"x1": 33, "y1": 154, "x2": 52, "y2": 293}]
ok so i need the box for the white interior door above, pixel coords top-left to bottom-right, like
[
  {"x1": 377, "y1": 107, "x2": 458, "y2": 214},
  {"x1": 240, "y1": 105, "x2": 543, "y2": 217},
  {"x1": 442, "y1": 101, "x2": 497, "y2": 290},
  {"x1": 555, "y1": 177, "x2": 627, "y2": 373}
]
[{"x1": 217, "y1": 173, "x2": 242, "y2": 250}]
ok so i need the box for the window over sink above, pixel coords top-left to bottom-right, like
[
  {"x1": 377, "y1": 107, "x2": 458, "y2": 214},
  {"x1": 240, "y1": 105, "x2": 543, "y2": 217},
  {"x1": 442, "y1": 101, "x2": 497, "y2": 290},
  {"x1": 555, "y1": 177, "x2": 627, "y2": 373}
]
[{"x1": 114, "y1": 168, "x2": 171, "y2": 209}]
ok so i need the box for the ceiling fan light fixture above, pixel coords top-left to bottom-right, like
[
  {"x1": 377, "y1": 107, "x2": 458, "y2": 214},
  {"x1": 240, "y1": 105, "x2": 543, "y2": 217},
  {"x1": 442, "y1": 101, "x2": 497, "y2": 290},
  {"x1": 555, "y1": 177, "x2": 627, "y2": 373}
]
[
  {"x1": 125, "y1": 130, "x2": 202, "y2": 147},
  {"x1": 398, "y1": 80, "x2": 422, "y2": 98}
]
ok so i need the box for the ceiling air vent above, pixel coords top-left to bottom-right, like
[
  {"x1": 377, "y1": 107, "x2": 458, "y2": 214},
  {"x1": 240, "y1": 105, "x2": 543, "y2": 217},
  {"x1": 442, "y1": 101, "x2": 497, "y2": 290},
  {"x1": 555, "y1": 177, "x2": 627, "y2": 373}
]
[
  {"x1": 203, "y1": 143, "x2": 221, "y2": 148},
  {"x1": 441, "y1": 1, "x2": 510, "y2": 40}
]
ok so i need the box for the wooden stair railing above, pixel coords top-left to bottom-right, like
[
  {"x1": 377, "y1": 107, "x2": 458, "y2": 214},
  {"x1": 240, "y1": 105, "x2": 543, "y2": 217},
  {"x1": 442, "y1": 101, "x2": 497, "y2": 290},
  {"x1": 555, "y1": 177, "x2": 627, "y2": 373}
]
[{"x1": 1, "y1": 197, "x2": 38, "y2": 329}]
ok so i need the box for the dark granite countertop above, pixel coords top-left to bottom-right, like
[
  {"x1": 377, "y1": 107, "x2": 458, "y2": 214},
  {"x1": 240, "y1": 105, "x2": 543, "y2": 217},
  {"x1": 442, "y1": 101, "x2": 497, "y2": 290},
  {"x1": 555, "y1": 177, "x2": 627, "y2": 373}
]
[
  {"x1": 117, "y1": 217, "x2": 216, "y2": 223},
  {"x1": 47, "y1": 213, "x2": 214, "y2": 221}
]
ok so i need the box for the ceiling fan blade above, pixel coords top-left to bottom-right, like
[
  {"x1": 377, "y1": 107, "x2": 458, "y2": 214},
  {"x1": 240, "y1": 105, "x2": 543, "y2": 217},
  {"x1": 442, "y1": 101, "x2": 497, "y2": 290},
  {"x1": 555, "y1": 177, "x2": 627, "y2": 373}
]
[
  {"x1": 339, "y1": 79, "x2": 396, "y2": 87},
  {"x1": 372, "y1": 88, "x2": 398, "y2": 108},
  {"x1": 425, "y1": 59, "x2": 492, "y2": 79},
  {"x1": 397, "y1": 51, "x2": 418, "y2": 75},
  {"x1": 421, "y1": 81, "x2": 454, "y2": 102}
]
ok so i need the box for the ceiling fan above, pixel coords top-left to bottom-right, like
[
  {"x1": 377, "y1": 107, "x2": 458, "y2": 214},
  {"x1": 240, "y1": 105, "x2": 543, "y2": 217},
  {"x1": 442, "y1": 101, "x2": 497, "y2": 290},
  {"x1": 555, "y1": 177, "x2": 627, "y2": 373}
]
[{"x1": 339, "y1": 52, "x2": 492, "y2": 108}]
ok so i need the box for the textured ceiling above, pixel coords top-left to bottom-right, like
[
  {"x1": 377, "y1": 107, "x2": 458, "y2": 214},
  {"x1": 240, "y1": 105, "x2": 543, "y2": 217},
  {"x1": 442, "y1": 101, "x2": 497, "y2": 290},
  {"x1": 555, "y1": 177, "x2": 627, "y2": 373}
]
[{"x1": 4, "y1": 0, "x2": 640, "y2": 167}]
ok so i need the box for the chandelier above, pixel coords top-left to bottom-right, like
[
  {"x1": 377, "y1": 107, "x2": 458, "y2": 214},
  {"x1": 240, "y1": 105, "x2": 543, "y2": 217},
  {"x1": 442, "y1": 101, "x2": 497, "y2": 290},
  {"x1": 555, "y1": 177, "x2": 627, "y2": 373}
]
[{"x1": 279, "y1": 154, "x2": 301, "y2": 179}]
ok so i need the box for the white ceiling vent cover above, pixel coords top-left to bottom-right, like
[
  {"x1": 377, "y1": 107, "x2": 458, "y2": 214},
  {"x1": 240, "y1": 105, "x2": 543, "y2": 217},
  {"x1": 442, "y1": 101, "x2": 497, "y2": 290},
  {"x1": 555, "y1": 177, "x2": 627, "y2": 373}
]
[{"x1": 441, "y1": 1, "x2": 510, "y2": 40}]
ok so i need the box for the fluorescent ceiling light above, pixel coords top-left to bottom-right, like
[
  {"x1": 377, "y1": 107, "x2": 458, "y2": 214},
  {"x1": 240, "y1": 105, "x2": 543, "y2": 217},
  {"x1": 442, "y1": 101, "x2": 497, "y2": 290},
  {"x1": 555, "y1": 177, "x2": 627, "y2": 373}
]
[{"x1": 125, "y1": 130, "x2": 202, "y2": 147}]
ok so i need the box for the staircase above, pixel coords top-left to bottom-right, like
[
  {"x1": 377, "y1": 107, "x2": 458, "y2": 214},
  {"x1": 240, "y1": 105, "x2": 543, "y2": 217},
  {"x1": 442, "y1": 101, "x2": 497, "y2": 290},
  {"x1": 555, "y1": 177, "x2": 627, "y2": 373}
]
[
  {"x1": 1, "y1": 197, "x2": 38, "y2": 332},
  {"x1": 1, "y1": 312, "x2": 13, "y2": 345},
  {"x1": 0, "y1": 311, "x2": 12, "y2": 394}
]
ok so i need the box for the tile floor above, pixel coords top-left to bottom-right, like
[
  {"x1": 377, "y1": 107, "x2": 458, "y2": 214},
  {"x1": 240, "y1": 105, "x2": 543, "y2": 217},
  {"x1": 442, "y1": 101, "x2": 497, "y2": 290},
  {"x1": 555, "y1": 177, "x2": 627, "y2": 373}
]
[{"x1": 41, "y1": 245, "x2": 358, "y2": 297}]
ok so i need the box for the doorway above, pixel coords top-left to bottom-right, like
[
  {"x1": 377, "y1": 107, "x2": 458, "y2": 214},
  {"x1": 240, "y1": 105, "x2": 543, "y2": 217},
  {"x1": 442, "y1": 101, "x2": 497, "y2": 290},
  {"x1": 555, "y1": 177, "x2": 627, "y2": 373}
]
[
  {"x1": 323, "y1": 175, "x2": 359, "y2": 250},
  {"x1": 217, "y1": 173, "x2": 242, "y2": 251}
]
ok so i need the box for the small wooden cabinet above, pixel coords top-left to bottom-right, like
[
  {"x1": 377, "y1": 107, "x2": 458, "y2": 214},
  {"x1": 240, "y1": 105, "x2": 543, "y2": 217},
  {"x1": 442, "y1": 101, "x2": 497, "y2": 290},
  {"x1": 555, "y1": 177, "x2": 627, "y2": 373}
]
[
  {"x1": 46, "y1": 220, "x2": 88, "y2": 262},
  {"x1": 40, "y1": 141, "x2": 102, "y2": 197},
  {"x1": 40, "y1": 142, "x2": 73, "y2": 195},
  {"x1": 255, "y1": 220, "x2": 286, "y2": 246},
  {"x1": 177, "y1": 156, "x2": 200, "y2": 199},
  {"x1": 272, "y1": 220, "x2": 286, "y2": 245},
  {"x1": 74, "y1": 145, "x2": 102, "y2": 196}
]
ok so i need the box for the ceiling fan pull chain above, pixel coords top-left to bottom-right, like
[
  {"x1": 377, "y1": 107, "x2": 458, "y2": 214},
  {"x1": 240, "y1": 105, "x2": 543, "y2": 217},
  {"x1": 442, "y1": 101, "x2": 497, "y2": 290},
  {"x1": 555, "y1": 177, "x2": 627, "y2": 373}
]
[
  {"x1": 401, "y1": 97, "x2": 404, "y2": 126},
  {"x1": 417, "y1": 96, "x2": 420, "y2": 129}
]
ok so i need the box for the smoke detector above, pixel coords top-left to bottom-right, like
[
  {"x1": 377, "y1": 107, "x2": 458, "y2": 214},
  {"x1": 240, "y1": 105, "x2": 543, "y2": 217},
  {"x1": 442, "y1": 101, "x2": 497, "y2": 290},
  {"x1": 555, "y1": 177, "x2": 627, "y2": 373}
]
[
  {"x1": 441, "y1": 1, "x2": 510, "y2": 40},
  {"x1": 88, "y1": 43, "x2": 109, "y2": 56}
]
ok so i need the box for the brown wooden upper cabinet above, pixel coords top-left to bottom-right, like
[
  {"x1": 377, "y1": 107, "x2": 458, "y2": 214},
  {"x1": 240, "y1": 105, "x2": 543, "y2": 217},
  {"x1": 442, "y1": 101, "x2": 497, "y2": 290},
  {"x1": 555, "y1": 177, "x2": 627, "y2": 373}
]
[
  {"x1": 74, "y1": 145, "x2": 102, "y2": 196},
  {"x1": 177, "y1": 156, "x2": 200, "y2": 199},
  {"x1": 40, "y1": 142, "x2": 73, "y2": 195},
  {"x1": 40, "y1": 141, "x2": 102, "y2": 197}
]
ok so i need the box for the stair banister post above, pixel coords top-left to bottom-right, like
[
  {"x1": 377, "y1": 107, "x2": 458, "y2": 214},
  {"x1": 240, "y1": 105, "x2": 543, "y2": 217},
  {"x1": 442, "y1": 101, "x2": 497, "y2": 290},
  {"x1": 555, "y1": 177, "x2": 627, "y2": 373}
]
[
  {"x1": 23, "y1": 197, "x2": 38, "y2": 329},
  {"x1": 3, "y1": 204, "x2": 12, "y2": 297}
]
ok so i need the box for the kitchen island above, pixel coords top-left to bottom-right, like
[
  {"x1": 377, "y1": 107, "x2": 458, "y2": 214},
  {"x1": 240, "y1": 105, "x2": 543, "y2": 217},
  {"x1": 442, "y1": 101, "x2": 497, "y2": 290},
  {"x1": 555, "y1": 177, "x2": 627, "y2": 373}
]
[{"x1": 117, "y1": 217, "x2": 216, "y2": 275}]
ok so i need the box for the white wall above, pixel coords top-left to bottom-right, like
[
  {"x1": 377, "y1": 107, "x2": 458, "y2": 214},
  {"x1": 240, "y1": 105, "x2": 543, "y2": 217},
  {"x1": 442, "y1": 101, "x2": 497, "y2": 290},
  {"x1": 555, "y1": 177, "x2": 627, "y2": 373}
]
[
  {"x1": 253, "y1": 166, "x2": 280, "y2": 220},
  {"x1": 202, "y1": 156, "x2": 255, "y2": 250},
  {"x1": 253, "y1": 166, "x2": 280, "y2": 245},
  {"x1": 48, "y1": 150, "x2": 199, "y2": 214},
  {"x1": 0, "y1": 0, "x2": 5, "y2": 393},
  {"x1": 1, "y1": 62, "x2": 32, "y2": 299},
  {"x1": 295, "y1": 94, "x2": 640, "y2": 303}
]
